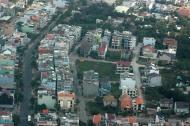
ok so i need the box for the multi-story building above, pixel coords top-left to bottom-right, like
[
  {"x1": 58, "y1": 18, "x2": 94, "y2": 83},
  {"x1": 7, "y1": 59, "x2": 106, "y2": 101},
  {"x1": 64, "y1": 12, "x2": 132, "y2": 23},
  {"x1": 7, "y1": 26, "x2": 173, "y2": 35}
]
[
  {"x1": 111, "y1": 30, "x2": 122, "y2": 49},
  {"x1": 120, "y1": 72, "x2": 137, "y2": 98},
  {"x1": 115, "y1": 61, "x2": 131, "y2": 74},
  {"x1": 123, "y1": 31, "x2": 136, "y2": 50},
  {"x1": 82, "y1": 70, "x2": 99, "y2": 97},
  {"x1": 35, "y1": 111, "x2": 58, "y2": 126},
  {"x1": 60, "y1": 113, "x2": 79, "y2": 126},
  {"x1": 58, "y1": 91, "x2": 75, "y2": 111}
]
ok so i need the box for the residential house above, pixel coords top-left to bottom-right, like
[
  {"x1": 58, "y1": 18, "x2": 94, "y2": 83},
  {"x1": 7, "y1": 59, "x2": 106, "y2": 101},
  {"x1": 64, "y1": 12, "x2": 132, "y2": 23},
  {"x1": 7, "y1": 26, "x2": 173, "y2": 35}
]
[
  {"x1": 103, "y1": 95, "x2": 117, "y2": 107},
  {"x1": 111, "y1": 30, "x2": 122, "y2": 49},
  {"x1": 142, "y1": 45, "x2": 157, "y2": 59},
  {"x1": 60, "y1": 113, "x2": 79, "y2": 126},
  {"x1": 57, "y1": 91, "x2": 75, "y2": 111},
  {"x1": 114, "y1": 116, "x2": 138, "y2": 126},
  {"x1": 0, "y1": 59, "x2": 15, "y2": 89},
  {"x1": 145, "y1": 64, "x2": 162, "y2": 87},
  {"x1": 0, "y1": 111, "x2": 14, "y2": 126},
  {"x1": 143, "y1": 37, "x2": 156, "y2": 46},
  {"x1": 0, "y1": 89, "x2": 15, "y2": 108},
  {"x1": 79, "y1": 37, "x2": 92, "y2": 57},
  {"x1": 35, "y1": 110, "x2": 58, "y2": 126},
  {"x1": 82, "y1": 70, "x2": 99, "y2": 97},
  {"x1": 37, "y1": 89, "x2": 56, "y2": 109},
  {"x1": 159, "y1": 98, "x2": 173, "y2": 110},
  {"x1": 174, "y1": 102, "x2": 189, "y2": 114},
  {"x1": 133, "y1": 96, "x2": 145, "y2": 111},
  {"x1": 162, "y1": 38, "x2": 177, "y2": 56},
  {"x1": 98, "y1": 43, "x2": 108, "y2": 59},
  {"x1": 53, "y1": 0, "x2": 67, "y2": 8},
  {"x1": 120, "y1": 76, "x2": 137, "y2": 98},
  {"x1": 163, "y1": 38, "x2": 177, "y2": 50},
  {"x1": 147, "y1": 73, "x2": 162, "y2": 87},
  {"x1": 92, "y1": 114, "x2": 102, "y2": 126},
  {"x1": 115, "y1": 61, "x2": 131, "y2": 74},
  {"x1": 99, "y1": 81, "x2": 111, "y2": 96},
  {"x1": 120, "y1": 94, "x2": 132, "y2": 111},
  {"x1": 178, "y1": 7, "x2": 190, "y2": 18}
]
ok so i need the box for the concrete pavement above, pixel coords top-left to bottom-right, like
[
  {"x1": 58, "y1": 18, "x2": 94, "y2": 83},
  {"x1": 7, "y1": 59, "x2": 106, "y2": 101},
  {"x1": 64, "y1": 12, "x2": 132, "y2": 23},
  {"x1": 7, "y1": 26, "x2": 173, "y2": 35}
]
[{"x1": 131, "y1": 43, "x2": 143, "y2": 97}]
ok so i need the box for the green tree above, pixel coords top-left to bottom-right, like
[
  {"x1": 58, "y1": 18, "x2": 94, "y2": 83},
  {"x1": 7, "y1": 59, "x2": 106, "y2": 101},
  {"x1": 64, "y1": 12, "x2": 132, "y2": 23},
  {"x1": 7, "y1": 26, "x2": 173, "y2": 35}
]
[{"x1": 13, "y1": 114, "x2": 20, "y2": 126}]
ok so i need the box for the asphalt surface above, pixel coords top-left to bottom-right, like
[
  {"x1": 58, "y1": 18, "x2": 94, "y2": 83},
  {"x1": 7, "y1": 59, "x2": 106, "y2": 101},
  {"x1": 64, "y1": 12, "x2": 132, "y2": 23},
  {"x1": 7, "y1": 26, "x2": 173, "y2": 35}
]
[{"x1": 18, "y1": 14, "x2": 62, "y2": 126}]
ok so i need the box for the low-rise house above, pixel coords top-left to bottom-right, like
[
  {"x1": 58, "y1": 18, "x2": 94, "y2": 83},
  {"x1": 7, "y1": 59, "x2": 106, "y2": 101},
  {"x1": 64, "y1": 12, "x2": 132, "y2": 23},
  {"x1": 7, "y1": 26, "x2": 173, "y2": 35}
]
[
  {"x1": 147, "y1": 73, "x2": 162, "y2": 87},
  {"x1": 40, "y1": 71, "x2": 56, "y2": 91},
  {"x1": 174, "y1": 102, "x2": 189, "y2": 114},
  {"x1": 163, "y1": 38, "x2": 177, "y2": 50},
  {"x1": 120, "y1": 94, "x2": 132, "y2": 111},
  {"x1": 99, "y1": 81, "x2": 111, "y2": 96},
  {"x1": 143, "y1": 37, "x2": 156, "y2": 46},
  {"x1": 82, "y1": 70, "x2": 99, "y2": 97},
  {"x1": 103, "y1": 95, "x2": 117, "y2": 107},
  {"x1": 142, "y1": 45, "x2": 157, "y2": 59},
  {"x1": 37, "y1": 89, "x2": 56, "y2": 109},
  {"x1": 58, "y1": 91, "x2": 75, "y2": 111},
  {"x1": 35, "y1": 110, "x2": 58, "y2": 126},
  {"x1": 133, "y1": 96, "x2": 145, "y2": 111},
  {"x1": 92, "y1": 114, "x2": 102, "y2": 126},
  {"x1": 79, "y1": 38, "x2": 92, "y2": 57},
  {"x1": 60, "y1": 113, "x2": 79, "y2": 126},
  {"x1": 114, "y1": 116, "x2": 138, "y2": 126},
  {"x1": 115, "y1": 61, "x2": 131, "y2": 74},
  {"x1": 0, "y1": 89, "x2": 14, "y2": 108},
  {"x1": 0, "y1": 111, "x2": 14, "y2": 126},
  {"x1": 0, "y1": 58, "x2": 15, "y2": 89},
  {"x1": 159, "y1": 98, "x2": 173, "y2": 110},
  {"x1": 98, "y1": 43, "x2": 108, "y2": 59}
]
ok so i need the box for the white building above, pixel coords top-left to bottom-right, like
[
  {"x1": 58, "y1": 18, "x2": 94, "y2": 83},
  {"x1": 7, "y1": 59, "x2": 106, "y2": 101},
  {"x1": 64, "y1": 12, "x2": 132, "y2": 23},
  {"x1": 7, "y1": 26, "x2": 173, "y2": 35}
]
[{"x1": 120, "y1": 76, "x2": 137, "y2": 98}]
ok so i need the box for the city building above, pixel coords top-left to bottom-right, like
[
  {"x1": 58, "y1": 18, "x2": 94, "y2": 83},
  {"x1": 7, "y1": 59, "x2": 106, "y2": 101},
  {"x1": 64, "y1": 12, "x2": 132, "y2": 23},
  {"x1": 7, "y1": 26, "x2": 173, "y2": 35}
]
[
  {"x1": 60, "y1": 113, "x2": 79, "y2": 126},
  {"x1": 58, "y1": 91, "x2": 75, "y2": 111},
  {"x1": 82, "y1": 70, "x2": 99, "y2": 97},
  {"x1": 111, "y1": 30, "x2": 122, "y2": 49},
  {"x1": 115, "y1": 61, "x2": 131, "y2": 74},
  {"x1": 35, "y1": 110, "x2": 58, "y2": 126}
]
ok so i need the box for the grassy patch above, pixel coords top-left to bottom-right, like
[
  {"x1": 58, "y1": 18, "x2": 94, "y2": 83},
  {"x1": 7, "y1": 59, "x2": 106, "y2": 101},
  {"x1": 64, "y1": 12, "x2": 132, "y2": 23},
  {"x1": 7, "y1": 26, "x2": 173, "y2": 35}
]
[
  {"x1": 111, "y1": 83, "x2": 121, "y2": 99},
  {"x1": 106, "y1": 50, "x2": 121, "y2": 61},
  {"x1": 76, "y1": 60, "x2": 119, "y2": 81},
  {"x1": 160, "y1": 69, "x2": 176, "y2": 89}
]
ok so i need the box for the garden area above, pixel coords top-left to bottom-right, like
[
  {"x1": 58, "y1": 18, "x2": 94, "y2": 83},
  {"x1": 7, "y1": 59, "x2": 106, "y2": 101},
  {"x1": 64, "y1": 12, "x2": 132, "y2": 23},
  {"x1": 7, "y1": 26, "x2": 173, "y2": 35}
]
[
  {"x1": 105, "y1": 50, "x2": 121, "y2": 61},
  {"x1": 76, "y1": 60, "x2": 119, "y2": 81}
]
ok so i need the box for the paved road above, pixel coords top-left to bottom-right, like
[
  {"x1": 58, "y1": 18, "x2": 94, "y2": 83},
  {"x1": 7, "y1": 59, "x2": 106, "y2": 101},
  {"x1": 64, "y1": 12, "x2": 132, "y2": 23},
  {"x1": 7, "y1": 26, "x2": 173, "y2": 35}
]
[
  {"x1": 131, "y1": 43, "x2": 143, "y2": 97},
  {"x1": 18, "y1": 14, "x2": 62, "y2": 126},
  {"x1": 69, "y1": 42, "x2": 93, "y2": 124}
]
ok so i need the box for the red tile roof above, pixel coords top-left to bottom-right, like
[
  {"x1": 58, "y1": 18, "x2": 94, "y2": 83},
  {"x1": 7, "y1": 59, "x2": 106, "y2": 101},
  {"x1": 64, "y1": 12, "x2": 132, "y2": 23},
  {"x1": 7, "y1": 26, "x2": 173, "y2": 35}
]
[
  {"x1": 128, "y1": 116, "x2": 137, "y2": 124},
  {"x1": 163, "y1": 38, "x2": 177, "y2": 47},
  {"x1": 42, "y1": 109, "x2": 48, "y2": 114},
  {"x1": 98, "y1": 43, "x2": 107, "y2": 55},
  {"x1": 115, "y1": 61, "x2": 131, "y2": 67},
  {"x1": 143, "y1": 45, "x2": 155, "y2": 53},
  {"x1": 135, "y1": 96, "x2": 144, "y2": 105},
  {"x1": 47, "y1": 33, "x2": 54, "y2": 40},
  {"x1": 31, "y1": 15, "x2": 40, "y2": 22},
  {"x1": 178, "y1": 7, "x2": 190, "y2": 18},
  {"x1": 92, "y1": 114, "x2": 101, "y2": 125},
  {"x1": 58, "y1": 91, "x2": 75, "y2": 98},
  {"x1": 120, "y1": 94, "x2": 132, "y2": 109}
]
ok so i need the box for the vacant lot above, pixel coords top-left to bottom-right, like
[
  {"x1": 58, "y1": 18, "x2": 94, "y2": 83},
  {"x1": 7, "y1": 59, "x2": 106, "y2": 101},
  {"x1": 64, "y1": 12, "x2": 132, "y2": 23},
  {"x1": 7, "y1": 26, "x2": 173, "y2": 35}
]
[{"x1": 76, "y1": 60, "x2": 119, "y2": 81}]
